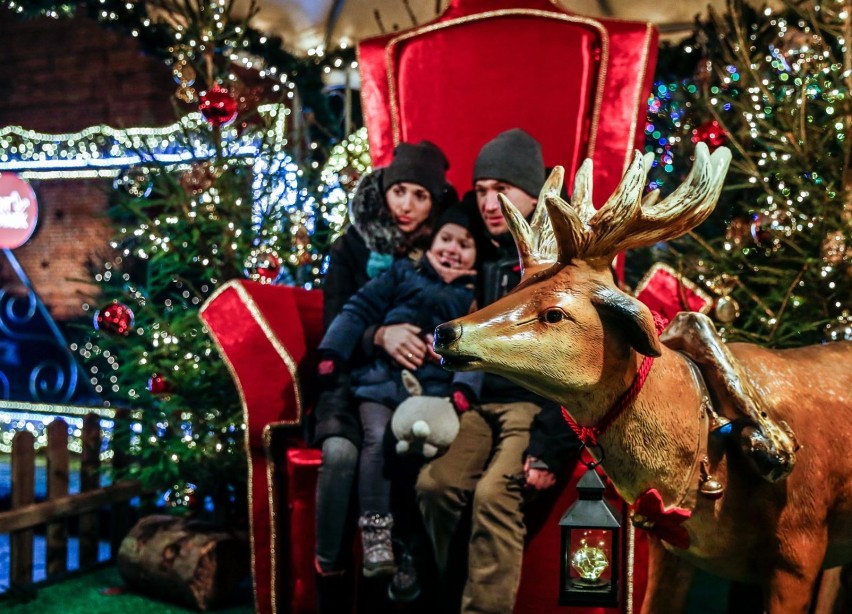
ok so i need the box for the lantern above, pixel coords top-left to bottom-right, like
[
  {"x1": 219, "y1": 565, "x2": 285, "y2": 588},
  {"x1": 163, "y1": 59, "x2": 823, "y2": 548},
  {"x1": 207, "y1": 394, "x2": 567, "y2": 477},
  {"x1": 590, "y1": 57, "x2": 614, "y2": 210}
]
[{"x1": 559, "y1": 467, "x2": 620, "y2": 607}]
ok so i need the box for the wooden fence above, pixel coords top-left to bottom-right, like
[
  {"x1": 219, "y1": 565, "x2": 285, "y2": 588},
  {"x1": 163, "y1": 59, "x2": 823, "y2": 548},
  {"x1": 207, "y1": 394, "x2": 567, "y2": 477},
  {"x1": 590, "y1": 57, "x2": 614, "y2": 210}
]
[{"x1": 0, "y1": 408, "x2": 142, "y2": 592}]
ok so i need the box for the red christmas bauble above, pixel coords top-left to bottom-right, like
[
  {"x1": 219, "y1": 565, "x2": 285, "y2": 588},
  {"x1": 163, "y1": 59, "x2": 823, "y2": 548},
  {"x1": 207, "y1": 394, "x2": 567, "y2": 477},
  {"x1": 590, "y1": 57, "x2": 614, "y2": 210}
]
[
  {"x1": 691, "y1": 120, "x2": 727, "y2": 149},
  {"x1": 199, "y1": 85, "x2": 238, "y2": 127},
  {"x1": 93, "y1": 302, "x2": 135, "y2": 336},
  {"x1": 749, "y1": 210, "x2": 790, "y2": 248},
  {"x1": 147, "y1": 373, "x2": 174, "y2": 395},
  {"x1": 244, "y1": 248, "x2": 283, "y2": 284}
]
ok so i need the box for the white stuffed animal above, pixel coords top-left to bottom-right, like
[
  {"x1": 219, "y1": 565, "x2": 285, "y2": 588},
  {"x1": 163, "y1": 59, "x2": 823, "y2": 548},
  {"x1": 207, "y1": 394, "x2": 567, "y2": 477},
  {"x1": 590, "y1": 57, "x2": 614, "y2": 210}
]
[{"x1": 391, "y1": 370, "x2": 460, "y2": 458}]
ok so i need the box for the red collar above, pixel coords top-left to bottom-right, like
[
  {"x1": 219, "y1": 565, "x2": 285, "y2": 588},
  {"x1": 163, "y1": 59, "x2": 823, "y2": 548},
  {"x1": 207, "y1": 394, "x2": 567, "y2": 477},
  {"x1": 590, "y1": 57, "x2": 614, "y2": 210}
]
[{"x1": 562, "y1": 312, "x2": 668, "y2": 448}]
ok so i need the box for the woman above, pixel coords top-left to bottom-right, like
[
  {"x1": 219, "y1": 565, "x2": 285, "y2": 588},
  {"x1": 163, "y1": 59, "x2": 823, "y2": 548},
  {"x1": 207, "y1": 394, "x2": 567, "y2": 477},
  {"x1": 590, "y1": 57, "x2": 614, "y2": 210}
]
[{"x1": 313, "y1": 140, "x2": 455, "y2": 610}]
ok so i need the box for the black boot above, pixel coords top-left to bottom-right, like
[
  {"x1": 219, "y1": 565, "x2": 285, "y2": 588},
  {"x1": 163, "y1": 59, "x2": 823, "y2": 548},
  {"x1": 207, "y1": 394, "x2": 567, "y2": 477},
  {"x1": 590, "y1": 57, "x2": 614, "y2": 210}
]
[{"x1": 315, "y1": 567, "x2": 354, "y2": 614}]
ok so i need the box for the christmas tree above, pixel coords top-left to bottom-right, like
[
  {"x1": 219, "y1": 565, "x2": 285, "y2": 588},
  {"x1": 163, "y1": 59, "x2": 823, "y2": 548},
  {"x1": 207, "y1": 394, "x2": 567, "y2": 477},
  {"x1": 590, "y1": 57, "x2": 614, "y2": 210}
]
[
  {"x1": 645, "y1": 0, "x2": 851, "y2": 347},
  {"x1": 72, "y1": 0, "x2": 356, "y2": 514}
]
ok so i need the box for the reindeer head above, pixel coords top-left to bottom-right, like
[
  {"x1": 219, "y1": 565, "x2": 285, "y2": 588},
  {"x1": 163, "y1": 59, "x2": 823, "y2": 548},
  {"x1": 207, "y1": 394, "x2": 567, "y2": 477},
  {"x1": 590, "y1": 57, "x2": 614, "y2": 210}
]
[{"x1": 434, "y1": 143, "x2": 731, "y2": 407}]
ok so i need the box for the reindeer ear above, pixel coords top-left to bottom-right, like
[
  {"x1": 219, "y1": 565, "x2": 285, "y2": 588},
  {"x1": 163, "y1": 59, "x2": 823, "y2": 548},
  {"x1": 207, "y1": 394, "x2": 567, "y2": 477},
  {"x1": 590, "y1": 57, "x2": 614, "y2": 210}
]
[{"x1": 591, "y1": 287, "x2": 662, "y2": 357}]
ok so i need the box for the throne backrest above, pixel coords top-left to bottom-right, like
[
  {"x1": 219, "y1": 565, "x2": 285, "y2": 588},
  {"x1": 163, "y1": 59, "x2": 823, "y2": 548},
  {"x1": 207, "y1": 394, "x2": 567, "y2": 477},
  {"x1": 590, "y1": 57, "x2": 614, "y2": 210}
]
[{"x1": 358, "y1": 0, "x2": 658, "y2": 205}]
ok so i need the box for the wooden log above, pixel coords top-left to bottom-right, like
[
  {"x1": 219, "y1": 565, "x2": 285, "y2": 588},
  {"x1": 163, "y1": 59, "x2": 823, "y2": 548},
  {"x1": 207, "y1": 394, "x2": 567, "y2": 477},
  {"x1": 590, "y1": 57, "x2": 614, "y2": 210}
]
[
  {"x1": 117, "y1": 515, "x2": 250, "y2": 611},
  {"x1": 47, "y1": 419, "x2": 70, "y2": 576}
]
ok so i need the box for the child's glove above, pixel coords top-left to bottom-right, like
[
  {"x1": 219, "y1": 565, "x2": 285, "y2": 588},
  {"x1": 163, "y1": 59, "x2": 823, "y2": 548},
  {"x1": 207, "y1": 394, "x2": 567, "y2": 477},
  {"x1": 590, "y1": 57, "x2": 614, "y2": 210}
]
[
  {"x1": 450, "y1": 383, "x2": 477, "y2": 414},
  {"x1": 317, "y1": 352, "x2": 343, "y2": 388}
]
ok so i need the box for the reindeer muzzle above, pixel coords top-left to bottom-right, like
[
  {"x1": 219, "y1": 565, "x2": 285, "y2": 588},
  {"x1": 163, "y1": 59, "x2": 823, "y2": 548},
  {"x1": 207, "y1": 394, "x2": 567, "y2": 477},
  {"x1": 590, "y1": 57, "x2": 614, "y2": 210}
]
[
  {"x1": 433, "y1": 322, "x2": 479, "y2": 371},
  {"x1": 434, "y1": 322, "x2": 462, "y2": 346}
]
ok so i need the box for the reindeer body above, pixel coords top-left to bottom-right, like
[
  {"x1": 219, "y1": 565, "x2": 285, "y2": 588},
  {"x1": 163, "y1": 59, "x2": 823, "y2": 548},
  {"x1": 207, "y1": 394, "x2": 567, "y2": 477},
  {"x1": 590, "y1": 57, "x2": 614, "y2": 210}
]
[
  {"x1": 434, "y1": 144, "x2": 852, "y2": 611},
  {"x1": 608, "y1": 342, "x2": 852, "y2": 576}
]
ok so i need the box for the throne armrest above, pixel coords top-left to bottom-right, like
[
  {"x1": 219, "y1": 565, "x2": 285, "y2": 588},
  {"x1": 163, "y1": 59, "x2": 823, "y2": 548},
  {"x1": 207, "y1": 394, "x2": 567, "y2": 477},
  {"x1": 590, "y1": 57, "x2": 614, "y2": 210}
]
[{"x1": 200, "y1": 280, "x2": 324, "y2": 614}]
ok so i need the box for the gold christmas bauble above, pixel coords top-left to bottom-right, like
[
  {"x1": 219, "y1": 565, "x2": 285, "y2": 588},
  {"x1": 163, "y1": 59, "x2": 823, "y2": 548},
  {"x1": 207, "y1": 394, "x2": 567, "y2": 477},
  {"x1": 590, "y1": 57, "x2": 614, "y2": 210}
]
[
  {"x1": 714, "y1": 295, "x2": 740, "y2": 323},
  {"x1": 175, "y1": 85, "x2": 198, "y2": 104},
  {"x1": 821, "y1": 230, "x2": 849, "y2": 266}
]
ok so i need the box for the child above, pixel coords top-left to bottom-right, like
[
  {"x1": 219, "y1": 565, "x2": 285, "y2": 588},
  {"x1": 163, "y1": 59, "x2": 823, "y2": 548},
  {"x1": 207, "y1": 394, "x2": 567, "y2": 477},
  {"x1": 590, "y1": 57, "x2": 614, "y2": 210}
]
[{"x1": 317, "y1": 205, "x2": 481, "y2": 582}]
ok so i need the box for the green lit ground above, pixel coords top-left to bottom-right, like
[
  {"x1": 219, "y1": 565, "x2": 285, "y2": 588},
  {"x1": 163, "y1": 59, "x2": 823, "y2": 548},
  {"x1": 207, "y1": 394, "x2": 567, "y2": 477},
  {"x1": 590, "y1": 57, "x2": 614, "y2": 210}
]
[{"x1": 0, "y1": 566, "x2": 254, "y2": 613}]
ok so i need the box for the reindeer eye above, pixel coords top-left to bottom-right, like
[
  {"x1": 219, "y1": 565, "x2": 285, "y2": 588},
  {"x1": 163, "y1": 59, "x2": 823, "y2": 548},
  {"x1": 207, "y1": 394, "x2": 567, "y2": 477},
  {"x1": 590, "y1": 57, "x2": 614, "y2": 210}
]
[{"x1": 542, "y1": 308, "x2": 564, "y2": 324}]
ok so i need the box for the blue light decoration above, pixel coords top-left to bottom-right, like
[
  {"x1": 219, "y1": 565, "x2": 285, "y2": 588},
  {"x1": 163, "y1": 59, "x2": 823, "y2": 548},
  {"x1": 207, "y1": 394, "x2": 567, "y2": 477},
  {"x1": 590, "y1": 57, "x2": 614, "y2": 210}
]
[
  {"x1": 0, "y1": 402, "x2": 120, "y2": 455},
  {"x1": 0, "y1": 103, "x2": 289, "y2": 180}
]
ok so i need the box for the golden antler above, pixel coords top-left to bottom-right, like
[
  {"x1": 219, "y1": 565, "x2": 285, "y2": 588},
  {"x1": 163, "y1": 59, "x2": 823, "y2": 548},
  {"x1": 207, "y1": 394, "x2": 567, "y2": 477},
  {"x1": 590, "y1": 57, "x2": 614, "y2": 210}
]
[
  {"x1": 498, "y1": 166, "x2": 563, "y2": 276},
  {"x1": 560, "y1": 143, "x2": 731, "y2": 262},
  {"x1": 502, "y1": 144, "x2": 731, "y2": 268}
]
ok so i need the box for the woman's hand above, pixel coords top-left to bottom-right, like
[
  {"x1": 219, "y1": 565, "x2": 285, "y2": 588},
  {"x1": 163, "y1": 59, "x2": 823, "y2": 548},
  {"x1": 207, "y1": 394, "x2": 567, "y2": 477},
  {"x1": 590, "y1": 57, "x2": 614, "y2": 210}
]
[{"x1": 374, "y1": 323, "x2": 428, "y2": 370}]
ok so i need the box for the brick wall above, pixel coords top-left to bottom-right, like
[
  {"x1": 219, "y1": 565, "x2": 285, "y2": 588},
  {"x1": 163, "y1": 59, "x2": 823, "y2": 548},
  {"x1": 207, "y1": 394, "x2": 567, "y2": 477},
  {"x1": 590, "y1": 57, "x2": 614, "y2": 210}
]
[{"x1": 0, "y1": 8, "x2": 175, "y2": 321}]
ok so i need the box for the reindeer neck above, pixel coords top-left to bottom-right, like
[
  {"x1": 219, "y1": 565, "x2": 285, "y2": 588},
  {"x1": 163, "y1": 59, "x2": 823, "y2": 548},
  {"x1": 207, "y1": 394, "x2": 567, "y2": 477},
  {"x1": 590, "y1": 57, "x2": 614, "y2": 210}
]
[{"x1": 592, "y1": 347, "x2": 706, "y2": 506}]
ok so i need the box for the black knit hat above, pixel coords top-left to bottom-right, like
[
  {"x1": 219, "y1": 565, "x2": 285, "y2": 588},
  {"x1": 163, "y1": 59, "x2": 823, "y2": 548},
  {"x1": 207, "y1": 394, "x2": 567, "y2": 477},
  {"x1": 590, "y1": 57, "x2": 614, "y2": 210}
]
[
  {"x1": 473, "y1": 128, "x2": 545, "y2": 198},
  {"x1": 435, "y1": 203, "x2": 476, "y2": 235},
  {"x1": 383, "y1": 140, "x2": 450, "y2": 201}
]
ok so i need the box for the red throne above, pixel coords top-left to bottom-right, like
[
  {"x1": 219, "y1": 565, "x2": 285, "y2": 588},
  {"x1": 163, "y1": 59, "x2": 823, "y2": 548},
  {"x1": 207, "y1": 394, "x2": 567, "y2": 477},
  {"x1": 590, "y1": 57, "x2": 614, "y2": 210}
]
[
  {"x1": 202, "y1": 1, "x2": 659, "y2": 611},
  {"x1": 359, "y1": 0, "x2": 658, "y2": 206},
  {"x1": 201, "y1": 281, "x2": 649, "y2": 613}
]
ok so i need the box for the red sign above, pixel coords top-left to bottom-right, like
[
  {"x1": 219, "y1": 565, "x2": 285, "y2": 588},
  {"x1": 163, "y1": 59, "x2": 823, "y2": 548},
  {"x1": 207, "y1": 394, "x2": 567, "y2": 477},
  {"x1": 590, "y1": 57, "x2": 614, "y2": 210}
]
[{"x1": 0, "y1": 173, "x2": 38, "y2": 249}]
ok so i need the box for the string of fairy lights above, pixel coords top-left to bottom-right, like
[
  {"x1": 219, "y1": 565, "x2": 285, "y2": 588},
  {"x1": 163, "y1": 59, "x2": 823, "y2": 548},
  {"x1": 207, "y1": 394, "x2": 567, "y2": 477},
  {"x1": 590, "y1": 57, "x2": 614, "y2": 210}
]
[
  {"x1": 0, "y1": 2, "x2": 373, "y2": 460},
  {"x1": 0, "y1": 103, "x2": 288, "y2": 178},
  {"x1": 4, "y1": 0, "x2": 359, "y2": 149},
  {"x1": 645, "y1": 1, "x2": 851, "y2": 345},
  {"x1": 7, "y1": 124, "x2": 370, "y2": 410}
]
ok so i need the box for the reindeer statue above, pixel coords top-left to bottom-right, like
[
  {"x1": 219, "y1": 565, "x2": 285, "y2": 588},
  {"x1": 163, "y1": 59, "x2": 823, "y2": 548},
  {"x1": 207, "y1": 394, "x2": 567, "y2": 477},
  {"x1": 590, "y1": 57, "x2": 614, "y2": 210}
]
[{"x1": 434, "y1": 143, "x2": 852, "y2": 612}]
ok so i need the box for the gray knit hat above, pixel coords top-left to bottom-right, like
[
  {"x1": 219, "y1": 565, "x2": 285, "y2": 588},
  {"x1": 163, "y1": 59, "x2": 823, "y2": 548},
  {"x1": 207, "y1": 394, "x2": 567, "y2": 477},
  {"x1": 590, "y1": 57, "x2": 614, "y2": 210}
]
[
  {"x1": 473, "y1": 128, "x2": 545, "y2": 198},
  {"x1": 382, "y1": 140, "x2": 449, "y2": 201}
]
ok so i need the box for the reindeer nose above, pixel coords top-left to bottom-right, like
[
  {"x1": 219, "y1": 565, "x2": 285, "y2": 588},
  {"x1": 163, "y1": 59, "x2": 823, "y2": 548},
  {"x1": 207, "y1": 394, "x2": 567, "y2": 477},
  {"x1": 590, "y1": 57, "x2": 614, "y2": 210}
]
[{"x1": 433, "y1": 322, "x2": 461, "y2": 347}]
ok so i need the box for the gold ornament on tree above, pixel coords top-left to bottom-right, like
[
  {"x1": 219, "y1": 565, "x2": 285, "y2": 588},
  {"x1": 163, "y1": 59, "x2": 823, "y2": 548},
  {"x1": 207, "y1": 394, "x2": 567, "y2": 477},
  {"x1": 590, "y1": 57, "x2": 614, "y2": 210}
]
[
  {"x1": 820, "y1": 230, "x2": 849, "y2": 266},
  {"x1": 293, "y1": 223, "x2": 310, "y2": 250},
  {"x1": 714, "y1": 295, "x2": 741, "y2": 324},
  {"x1": 179, "y1": 162, "x2": 218, "y2": 194},
  {"x1": 725, "y1": 217, "x2": 750, "y2": 248},
  {"x1": 708, "y1": 274, "x2": 740, "y2": 324},
  {"x1": 292, "y1": 223, "x2": 312, "y2": 266},
  {"x1": 172, "y1": 56, "x2": 198, "y2": 103}
]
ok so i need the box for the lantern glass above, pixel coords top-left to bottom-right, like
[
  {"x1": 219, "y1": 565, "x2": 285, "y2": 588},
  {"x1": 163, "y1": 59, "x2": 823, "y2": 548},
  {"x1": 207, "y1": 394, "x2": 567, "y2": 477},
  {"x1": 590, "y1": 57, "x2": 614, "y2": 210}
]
[{"x1": 566, "y1": 528, "x2": 614, "y2": 589}]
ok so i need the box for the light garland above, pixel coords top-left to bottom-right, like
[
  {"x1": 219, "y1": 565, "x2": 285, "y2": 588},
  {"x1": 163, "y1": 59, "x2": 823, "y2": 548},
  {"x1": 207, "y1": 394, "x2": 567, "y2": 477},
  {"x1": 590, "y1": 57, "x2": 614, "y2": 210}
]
[
  {"x1": 0, "y1": 103, "x2": 289, "y2": 179},
  {"x1": 318, "y1": 127, "x2": 371, "y2": 238},
  {"x1": 0, "y1": 408, "x2": 120, "y2": 458}
]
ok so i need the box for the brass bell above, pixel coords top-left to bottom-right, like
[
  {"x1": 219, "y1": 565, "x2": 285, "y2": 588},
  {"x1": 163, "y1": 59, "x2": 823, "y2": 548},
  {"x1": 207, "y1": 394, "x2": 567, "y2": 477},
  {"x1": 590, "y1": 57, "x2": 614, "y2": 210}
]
[
  {"x1": 707, "y1": 406, "x2": 733, "y2": 438},
  {"x1": 699, "y1": 458, "x2": 724, "y2": 499}
]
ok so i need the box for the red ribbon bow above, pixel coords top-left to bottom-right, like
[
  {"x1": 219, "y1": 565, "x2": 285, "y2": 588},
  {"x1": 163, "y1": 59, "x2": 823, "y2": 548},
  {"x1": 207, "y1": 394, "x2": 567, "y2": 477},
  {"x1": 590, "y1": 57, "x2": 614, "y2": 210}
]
[{"x1": 630, "y1": 488, "x2": 691, "y2": 549}]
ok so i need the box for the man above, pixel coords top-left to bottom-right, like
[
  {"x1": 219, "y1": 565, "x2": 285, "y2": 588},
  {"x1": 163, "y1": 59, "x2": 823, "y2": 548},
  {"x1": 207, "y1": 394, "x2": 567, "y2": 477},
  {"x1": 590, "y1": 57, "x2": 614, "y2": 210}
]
[{"x1": 416, "y1": 128, "x2": 581, "y2": 613}]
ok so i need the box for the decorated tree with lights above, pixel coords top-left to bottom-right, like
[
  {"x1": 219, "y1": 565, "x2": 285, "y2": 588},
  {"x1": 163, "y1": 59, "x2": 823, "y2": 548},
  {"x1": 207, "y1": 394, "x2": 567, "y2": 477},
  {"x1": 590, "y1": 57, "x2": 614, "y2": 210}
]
[
  {"x1": 71, "y1": 0, "x2": 367, "y2": 515},
  {"x1": 644, "y1": 0, "x2": 851, "y2": 347}
]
